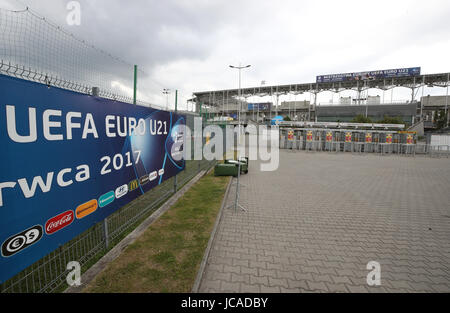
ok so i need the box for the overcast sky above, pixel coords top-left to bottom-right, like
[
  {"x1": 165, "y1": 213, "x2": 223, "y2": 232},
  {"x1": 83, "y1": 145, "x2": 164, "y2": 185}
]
[{"x1": 1, "y1": 0, "x2": 450, "y2": 110}]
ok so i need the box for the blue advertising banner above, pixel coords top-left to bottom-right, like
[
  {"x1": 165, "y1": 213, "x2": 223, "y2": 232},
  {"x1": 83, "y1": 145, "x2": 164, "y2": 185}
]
[
  {"x1": 248, "y1": 103, "x2": 271, "y2": 111},
  {"x1": 316, "y1": 67, "x2": 421, "y2": 83},
  {"x1": 0, "y1": 74, "x2": 185, "y2": 283}
]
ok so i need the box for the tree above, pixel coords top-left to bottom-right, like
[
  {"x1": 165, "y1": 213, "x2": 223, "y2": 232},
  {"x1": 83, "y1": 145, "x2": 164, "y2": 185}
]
[
  {"x1": 352, "y1": 114, "x2": 373, "y2": 123},
  {"x1": 284, "y1": 116, "x2": 292, "y2": 121},
  {"x1": 434, "y1": 110, "x2": 448, "y2": 129},
  {"x1": 378, "y1": 115, "x2": 404, "y2": 124}
]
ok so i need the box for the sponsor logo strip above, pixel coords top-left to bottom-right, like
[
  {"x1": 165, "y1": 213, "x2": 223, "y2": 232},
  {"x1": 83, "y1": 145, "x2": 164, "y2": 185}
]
[
  {"x1": 2, "y1": 225, "x2": 43, "y2": 257},
  {"x1": 76, "y1": 199, "x2": 98, "y2": 219},
  {"x1": 115, "y1": 184, "x2": 128, "y2": 199},
  {"x1": 139, "y1": 175, "x2": 149, "y2": 186},
  {"x1": 128, "y1": 179, "x2": 139, "y2": 192},
  {"x1": 99, "y1": 191, "x2": 115, "y2": 208},
  {"x1": 149, "y1": 171, "x2": 158, "y2": 182},
  {"x1": 45, "y1": 210, "x2": 74, "y2": 235}
]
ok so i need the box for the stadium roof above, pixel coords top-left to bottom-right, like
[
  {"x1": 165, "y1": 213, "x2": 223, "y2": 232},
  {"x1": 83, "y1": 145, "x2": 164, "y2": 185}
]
[{"x1": 193, "y1": 72, "x2": 450, "y2": 106}]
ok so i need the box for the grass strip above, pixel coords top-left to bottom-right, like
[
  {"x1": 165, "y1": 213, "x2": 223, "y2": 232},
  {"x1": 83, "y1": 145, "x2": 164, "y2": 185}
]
[{"x1": 83, "y1": 171, "x2": 230, "y2": 293}]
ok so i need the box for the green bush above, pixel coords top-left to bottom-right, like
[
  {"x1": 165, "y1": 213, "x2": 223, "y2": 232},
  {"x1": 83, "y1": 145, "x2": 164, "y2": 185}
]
[
  {"x1": 378, "y1": 115, "x2": 404, "y2": 124},
  {"x1": 351, "y1": 114, "x2": 373, "y2": 123}
]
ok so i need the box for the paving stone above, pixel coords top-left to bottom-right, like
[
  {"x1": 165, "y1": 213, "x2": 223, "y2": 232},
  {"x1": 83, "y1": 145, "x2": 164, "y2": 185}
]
[
  {"x1": 240, "y1": 283, "x2": 261, "y2": 293},
  {"x1": 198, "y1": 151, "x2": 450, "y2": 293},
  {"x1": 221, "y1": 281, "x2": 240, "y2": 293},
  {"x1": 250, "y1": 275, "x2": 268, "y2": 286},
  {"x1": 260, "y1": 285, "x2": 281, "y2": 293},
  {"x1": 307, "y1": 281, "x2": 329, "y2": 292},
  {"x1": 268, "y1": 277, "x2": 288, "y2": 288}
]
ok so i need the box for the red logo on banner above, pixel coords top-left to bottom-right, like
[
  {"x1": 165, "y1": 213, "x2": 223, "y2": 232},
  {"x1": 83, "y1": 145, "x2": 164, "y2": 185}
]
[
  {"x1": 326, "y1": 132, "x2": 333, "y2": 142},
  {"x1": 45, "y1": 210, "x2": 74, "y2": 235},
  {"x1": 306, "y1": 131, "x2": 313, "y2": 142},
  {"x1": 365, "y1": 133, "x2": 372, "y2": 143}
]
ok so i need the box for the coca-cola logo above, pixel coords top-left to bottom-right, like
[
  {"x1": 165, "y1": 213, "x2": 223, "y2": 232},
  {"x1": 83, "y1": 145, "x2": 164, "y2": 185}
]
[{"x1": 45, "y1": 210, "x2": 74, "y2": 235}]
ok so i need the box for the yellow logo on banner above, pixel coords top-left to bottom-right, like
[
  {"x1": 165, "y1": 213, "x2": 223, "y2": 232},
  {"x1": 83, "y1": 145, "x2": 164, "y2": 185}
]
[
  {"x1": 326, "y1": 132, "x2": 333, "y2": 142},
  {"x1": 128, "y1": 179, "x2": 139, "y2": 192},
  {"x1": 365, "y1": 133, "x2": 372, "y2": 143},
  {"x1": 306, "y1": 131, "x2": 313, "y2": 142}
]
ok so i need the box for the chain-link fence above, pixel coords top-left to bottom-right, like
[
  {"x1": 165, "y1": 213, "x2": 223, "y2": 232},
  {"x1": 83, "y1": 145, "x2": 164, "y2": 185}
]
[{"x1": 0, "y1": 7, "x2": 159, "y2": 106}]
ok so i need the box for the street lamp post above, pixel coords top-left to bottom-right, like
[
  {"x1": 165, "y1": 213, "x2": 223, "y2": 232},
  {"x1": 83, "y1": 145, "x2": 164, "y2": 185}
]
[
  {"x1": 446, "y1": 73, "x2": 449, "y2": 128},
  {"x1": 163, "y1": 88, "x2": 171, "y2": 110},
  {"x1": 229, "y1": 63, "x2": 251, "y2": 212}
]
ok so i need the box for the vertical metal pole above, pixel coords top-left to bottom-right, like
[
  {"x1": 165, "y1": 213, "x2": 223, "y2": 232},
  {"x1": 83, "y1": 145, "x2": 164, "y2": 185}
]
[
  {"x1": 257, "y1": 102, "x2": 259, "y2": 123},
  {"x1": 357, "y1": 81, "x2": 361, "y2": 105},
  {"x1": 198, "y1": 101, "x2": 202, "y2": 173},
  {"x1": 275, "y1": 88, "x2": 279, "y2": 118},
  {"x1": 391, "y1": 79, "x2": 394, "y2": 104},
  {"x1": 446, "y1": 73, "x2": 449, "y2": 127},
  {"x1": 235, "y1": 67, "x2": 242, "y2": 212},
  {"x1": 103, "y1": 218, "x2": 109, "y2": 249},
  {"x1": 421, "y1": 76, "x2": 425, "y2": 120},
  {"x1": 174, "y1": 90, "x2": 178, "y2": 193},
  {"x1": 175, "y1": 89, "x2": 178, "y2": 112},
  {"x1": 133, "y1": 65, "x2": 137, "y2": 105}
]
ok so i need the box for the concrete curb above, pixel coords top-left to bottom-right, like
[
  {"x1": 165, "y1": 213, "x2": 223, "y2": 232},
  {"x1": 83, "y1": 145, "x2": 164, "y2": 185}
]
[
  {"x1": 191, "y1": 175, "x2": 233, "y2": 293},
  {"x1": 65, "y1": 170, "x2": 207, "y2": 293}
]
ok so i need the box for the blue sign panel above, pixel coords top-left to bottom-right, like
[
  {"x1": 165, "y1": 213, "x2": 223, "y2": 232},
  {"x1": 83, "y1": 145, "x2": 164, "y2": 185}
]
[
  {"x1": 248, "y1": 103, "x2": 271, "y2": 111},
  {"x1": 0, "y1": 74, "x2": 185, "y2": 282},
  {"x1": 316, "y1": 67, "x2": 421, "y2": 83}
]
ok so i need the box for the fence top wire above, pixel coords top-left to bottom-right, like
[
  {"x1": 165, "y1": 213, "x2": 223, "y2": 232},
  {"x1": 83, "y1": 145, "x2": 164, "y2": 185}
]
[{"x1": 0, "y1": 6, "x2": 156, "y2": 107}]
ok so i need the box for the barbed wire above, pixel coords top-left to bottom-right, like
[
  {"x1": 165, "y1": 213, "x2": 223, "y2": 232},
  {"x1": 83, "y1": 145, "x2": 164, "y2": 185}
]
[{"x1": 0, "y1": 6, "x2": 159, "y2": 107}]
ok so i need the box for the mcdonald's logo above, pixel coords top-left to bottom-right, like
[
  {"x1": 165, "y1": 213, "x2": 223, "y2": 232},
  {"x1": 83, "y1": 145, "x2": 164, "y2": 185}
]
[{"x1": 128, "y1": 179, "x2": 139, "y2": 192}]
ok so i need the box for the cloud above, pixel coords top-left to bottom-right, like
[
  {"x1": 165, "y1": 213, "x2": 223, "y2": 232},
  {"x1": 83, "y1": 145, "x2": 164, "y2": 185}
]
[{"x1": 1, "y1": 0, "x2": 449, "y2": 109}]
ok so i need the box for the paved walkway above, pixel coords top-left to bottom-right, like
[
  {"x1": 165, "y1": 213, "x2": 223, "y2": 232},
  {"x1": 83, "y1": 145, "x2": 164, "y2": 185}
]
[{"x1": 199, "y1": 151, "x2": 450, "y2": 293}]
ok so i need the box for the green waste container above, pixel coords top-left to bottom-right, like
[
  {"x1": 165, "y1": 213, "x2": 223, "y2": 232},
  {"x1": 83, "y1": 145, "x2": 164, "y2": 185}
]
[
  {"x1": 214, "y1": 163, "x2": 239, "y2": 177},
  {"x1": 239, "y1": 156, "x2": 249, "y2": 165},
  {"x1": 224, "y1": 160, "x2": 248, "y2": 174}
]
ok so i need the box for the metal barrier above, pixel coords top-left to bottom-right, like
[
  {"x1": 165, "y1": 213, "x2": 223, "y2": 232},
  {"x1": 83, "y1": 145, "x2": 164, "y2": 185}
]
[{"x1": 279, "y1": 128, "x2": 447, "y2": 158}]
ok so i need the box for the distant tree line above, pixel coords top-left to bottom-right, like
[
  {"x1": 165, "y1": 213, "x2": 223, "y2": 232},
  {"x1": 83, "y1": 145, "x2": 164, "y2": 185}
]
[{"x1": 351, "y1": 114, "x2": 405, "y2": 125}]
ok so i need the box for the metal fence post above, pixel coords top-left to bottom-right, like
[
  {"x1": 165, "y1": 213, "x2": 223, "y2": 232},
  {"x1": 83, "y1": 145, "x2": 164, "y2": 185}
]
[
  {"x1": 174, "y1": 89, "x2": 178, "y2": 193},
  {"x1": 103, "y1": 218, "x2": 109, "y2": 250},
  {"x1": 133, "y1": 65, "x2": 137, "y2": 105}
]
